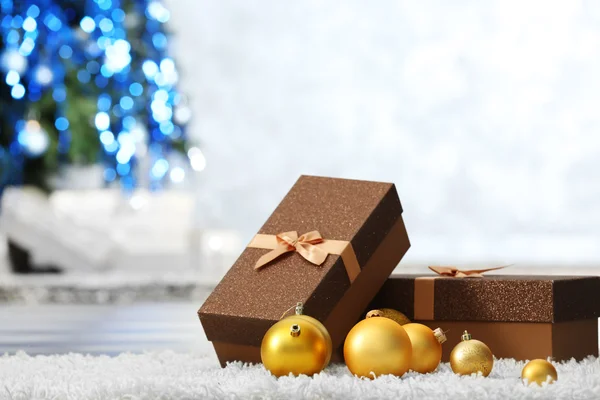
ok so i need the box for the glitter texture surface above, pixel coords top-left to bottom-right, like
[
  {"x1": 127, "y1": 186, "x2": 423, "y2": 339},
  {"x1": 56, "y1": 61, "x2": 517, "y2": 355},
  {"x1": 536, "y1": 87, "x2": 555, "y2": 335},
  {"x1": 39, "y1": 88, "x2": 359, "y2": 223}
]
[
  {"x1": 199, "y1": 175, "x2": 405, "y2": 347},
  {"x1": 371, "y1": 275, "x2": 600, "y2": 323}
]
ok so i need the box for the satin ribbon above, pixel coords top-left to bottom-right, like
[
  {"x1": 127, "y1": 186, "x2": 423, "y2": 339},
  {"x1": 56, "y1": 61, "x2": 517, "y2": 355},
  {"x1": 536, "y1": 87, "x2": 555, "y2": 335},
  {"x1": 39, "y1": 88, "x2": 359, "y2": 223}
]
[
  {"x1": 428, "y1": 265, "x2": 509, "y2": 278},
  {"x1": 248, "y1": 231, "x2": 360, "y2": 282},
  {"x1": 415, "y1": 265, "x2": 510, "y2": 320}
]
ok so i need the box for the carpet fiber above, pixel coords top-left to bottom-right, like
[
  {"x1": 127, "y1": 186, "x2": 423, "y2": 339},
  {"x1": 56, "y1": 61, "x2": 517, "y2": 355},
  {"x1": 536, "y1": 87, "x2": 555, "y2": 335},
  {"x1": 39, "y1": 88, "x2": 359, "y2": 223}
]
[{"x1": 1, "y1": 351, "x2": 598, "y2": 400}]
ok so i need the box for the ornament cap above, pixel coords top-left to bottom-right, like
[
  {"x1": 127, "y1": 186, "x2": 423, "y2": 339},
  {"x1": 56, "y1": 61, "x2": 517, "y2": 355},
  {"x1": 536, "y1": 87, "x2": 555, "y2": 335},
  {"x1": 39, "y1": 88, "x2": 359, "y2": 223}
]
[
  {"x1": 433, "y1": 327, "x2": 447, "y2": 344},
  {"x1": 295, "y1": 302, "x2": 304, "y2": 315},
  {"x1": 461, "y1": 330, "x2": 472, "y2": 341},
  {"x1": 366, "y1": 309, "x2": 382, "y2": 318},
  {"x1": 290, "y1": 324, "x2": 301, "y2": 337}
]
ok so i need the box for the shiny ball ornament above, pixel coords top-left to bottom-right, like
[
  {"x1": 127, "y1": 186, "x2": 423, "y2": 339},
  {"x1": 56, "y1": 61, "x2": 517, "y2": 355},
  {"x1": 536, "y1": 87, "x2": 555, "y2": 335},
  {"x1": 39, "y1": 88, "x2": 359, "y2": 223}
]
[
  {"x1": 261, "y1": 303, "x2": 331, "y2": 377},
  {"x1": 403, "y1": 324, "x2": 447, "y2": 373},
  {"x1": 366, "y1": 308, "x2": 411, "y2": 326},
  {"x1": 450, "y1": 331, "x2": 494, "y2": 377},
  {"x1": 344, "y1": 316, "x2": 412, "y2": 378},
  {"x1": 292, "y1": 302, "x2": 332, "y2": 367},
  {"x1": 521, "y1": 359, "x2": 558, "y2": 386}
]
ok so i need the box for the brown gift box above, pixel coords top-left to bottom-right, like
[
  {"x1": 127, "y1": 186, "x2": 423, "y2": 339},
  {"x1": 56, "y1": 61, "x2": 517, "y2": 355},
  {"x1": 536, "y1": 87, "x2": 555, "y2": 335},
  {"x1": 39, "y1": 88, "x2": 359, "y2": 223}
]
[
  {"x1": 369, "y1": 274, "x2": 600, "y2": 361},
  {"x1": 199, "y1": 175, "x2": 410, "y2": 366}
]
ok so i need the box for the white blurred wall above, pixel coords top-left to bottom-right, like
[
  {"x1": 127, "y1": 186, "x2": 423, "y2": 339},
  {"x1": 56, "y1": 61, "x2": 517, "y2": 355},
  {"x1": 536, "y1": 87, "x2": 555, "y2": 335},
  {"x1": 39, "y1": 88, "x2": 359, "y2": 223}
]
[{"x1": 165, "y1": 0, "x2": 600, "y2": 265}]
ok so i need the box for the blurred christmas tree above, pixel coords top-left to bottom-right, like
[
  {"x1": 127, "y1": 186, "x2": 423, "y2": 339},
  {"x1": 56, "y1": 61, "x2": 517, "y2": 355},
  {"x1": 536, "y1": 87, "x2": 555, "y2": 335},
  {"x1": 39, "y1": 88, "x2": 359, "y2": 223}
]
[{"x1": 0, "y1": 0, "x2": 195, "y2": 194}]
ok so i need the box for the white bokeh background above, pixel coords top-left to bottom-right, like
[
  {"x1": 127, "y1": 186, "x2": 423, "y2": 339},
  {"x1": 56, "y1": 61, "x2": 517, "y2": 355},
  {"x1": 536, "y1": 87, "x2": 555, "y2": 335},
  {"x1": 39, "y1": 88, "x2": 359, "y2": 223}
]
[{"x1": 166, "y1": 0, "x2": 600, "y2": 266}]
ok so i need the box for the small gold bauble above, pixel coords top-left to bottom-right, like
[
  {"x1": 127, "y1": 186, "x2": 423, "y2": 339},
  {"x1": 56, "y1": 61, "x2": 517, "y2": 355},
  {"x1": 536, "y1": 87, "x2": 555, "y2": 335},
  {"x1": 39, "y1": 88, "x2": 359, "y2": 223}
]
[
  {"x1": 403, "y1": 323, "x2": 446, "y2": 373},
  {"x1": 449, "y1": 331, "x2": 494, "y2": 377},
  {"x1": 366, "y1": 308, "x2": 411, "y2": 326},
  {"x1": 261, "y1": 315, "x2": 329, "y2": 377},
  {"x1": 344, "y1": 316, "x2": 412, "y2": 378},
  {"x1": 521, "y1": 359, "x2": 558, "y2": 386}
]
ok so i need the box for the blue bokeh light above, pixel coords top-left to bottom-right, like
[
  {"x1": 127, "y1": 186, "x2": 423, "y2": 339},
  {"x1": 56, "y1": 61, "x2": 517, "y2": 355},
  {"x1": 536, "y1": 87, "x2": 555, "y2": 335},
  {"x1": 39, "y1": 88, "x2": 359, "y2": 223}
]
[
  {"x1": 55, "y1": 117, "x2": 69, "y2": 131},
  {"x1": 80, "y1": 16, "x2": 96, "y2": 33},
  {"x1": 100, "y1": 64, "x2": 113, "y2": 77},
  {"x1": 116, "y1": 149, "x2": 132, "y2": 164},
  {"x1": 98, "y1": 0, "x2": 113, "y2": 11},
  {"x1": 27, "y1": 5, "x2": 40, "y2": 18},
  {"x1": 147, "y1": 1, "x2": 170, "y2": 23},
  {"x1": 152, "y1": 32, "x2": 167, "y2": 50},
  {"x1": 18, "y1": 120, "x2": 49, "y2": 157},
  {"x1": 86, "y1": 60, "x2": 100, "y2": 74},
  {"x1": 97, "y1": 36, "x2": 110, "y2": 50},
  {"x1": 11, "y1": 15, "x2": 23, "y2": 29},
  {"x1": 5, "y1": 70, "x2": 19, "y2": 86},
  {"x1": 142, "y1": 60, "x2": 159, "y2": 79},
  {"x1": 112, "y1": 8, "x2": 126, "y2": 22},
  {"x1": 6, "y1": 29, "x2": 19, "y2": 44},
  {"x1": 34, "y1": 65, "x2": 53, "y2": 85},
  {"x1": 97, "y1": 94, "x2": 112, "y2": 111},
  {"x1": 1, "y1": 16, "x2": 12, "y2": 30},
  {"x1": 104, "y1": 140, "x2": 118, "y2": 153},
  {"x1": 99, "y1": 18, "x2": 114, "y2": 33},
  {"x1": 19, "y1": 37, "x2": 35, "y2": 56},
  {"x1": 59, "y1": 45, "x2": 73, "y2": 59},
  {"x1": 159, "y1": 121, "x2": 174, "y2": 135},
  {"x1": 116, "y1": 163, "x2": 131, "y2": 176},
  {"x1": 99, "y1": 130, "x2": 115, "y2": 146},
  {"x1": 95, "y1": 112, "x2": 110, "y2": 131},
  {"x1": 120, "y1": 96, "x2": 134, "y2": 110},
  {"x1": 44, "y1": 14, "x2": 62, "y2": 31},
  {"x1": 22, "y1": 16, "x2": 36, "y2": 32},
  {"x1": 52, "y1": 87, "x2": 66, "y2": 102},
  {"x1": 122, "y1": 116, "x2": 136, "y2": 130},
  {"x1": 153, "y1": 89, "x2": 169, "y2": 102},
  {"x1": 129, "y1": 82, "x2": 143, "y2": 96},
  {"x1": 77, "y1": 70, "x2": 91, "y2": 83},
  {"x1": 1, "y1": 48, "x2": 28, "y2": 73},
  {"x1": 11, "y1": 83, "x2": 25, "y2": 99}
]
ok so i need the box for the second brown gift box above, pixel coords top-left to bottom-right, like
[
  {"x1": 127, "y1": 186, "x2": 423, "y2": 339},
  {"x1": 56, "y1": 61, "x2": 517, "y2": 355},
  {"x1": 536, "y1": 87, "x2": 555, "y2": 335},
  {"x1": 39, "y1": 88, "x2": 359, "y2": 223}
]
[
  {"x1": 369, "y1": 273, "x2": 600, "y2": 361},
  {"x1": 199, "y1": 175, "x2": 410, "y2": 366}
]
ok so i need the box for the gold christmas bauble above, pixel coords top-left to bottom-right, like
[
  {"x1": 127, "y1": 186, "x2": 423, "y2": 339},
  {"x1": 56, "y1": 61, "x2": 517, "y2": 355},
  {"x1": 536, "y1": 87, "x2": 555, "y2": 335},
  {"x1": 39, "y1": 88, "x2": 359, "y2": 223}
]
[
  {"x1": 344, "y1": 316, "x2": 412, "y2": 378},
  {"x1": 450, "y1": 331, "x2": 494, "y2": 377},
  {"x1": 261, "y1": 315, "x2": 329, "y2": 377},
  {"x1": 403, "y1": 323, "x2": 446, "y2": 373},
  {"x1": 366, "y1": 308, "x2": 411, "y2": 326},
  {"x1": 521, "y1": 359, "x2": 558, "y2": 386},
  {"x1": 295, "y1": 314, "x2": 332, "y2": 367}
]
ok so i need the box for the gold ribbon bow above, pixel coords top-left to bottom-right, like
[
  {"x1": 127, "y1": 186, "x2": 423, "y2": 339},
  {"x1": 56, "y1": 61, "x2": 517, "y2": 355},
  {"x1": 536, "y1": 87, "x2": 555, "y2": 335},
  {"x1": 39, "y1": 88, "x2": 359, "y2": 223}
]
[
  {"x1": 428, "y1": 265, "x2": 510, "y2": 278},
  {"x1": 254, "y1": 231, "x2": 328, "y2": 270},
  {"x1": 248, "y1": 230, "x2": 360, "y2": 282}
]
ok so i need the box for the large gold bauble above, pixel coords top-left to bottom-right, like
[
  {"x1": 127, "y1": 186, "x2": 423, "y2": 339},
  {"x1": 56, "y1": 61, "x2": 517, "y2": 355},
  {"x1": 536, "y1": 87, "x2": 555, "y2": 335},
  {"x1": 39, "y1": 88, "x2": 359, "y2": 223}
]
[
  {"x1": 450, "y1": 331, "x2": 494, "y2": 377},
  {"x1": 261, "y1": 316, "x2": 329, "y2": 377},
  {"x1": 366, "y1": 308, "x2": 411, "y2": 326},
  {"x1": 521, "y1": 359, "x2": 558, "y2": 386},
  {"x1": 403, "y1": 323, "x2": 446, "y2": 373},
  {"x1": 344, "y1": 316, "x2": 412, "y2": 378},
  {"x1": 295, "y1": 314, "x2": 332, "y2": 367}
]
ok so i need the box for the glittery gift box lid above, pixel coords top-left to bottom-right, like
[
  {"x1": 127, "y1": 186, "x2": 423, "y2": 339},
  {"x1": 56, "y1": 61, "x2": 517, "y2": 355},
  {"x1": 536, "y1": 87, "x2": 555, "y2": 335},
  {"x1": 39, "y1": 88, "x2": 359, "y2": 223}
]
[
  {"x1": 371, "y1": 275, "x2": 600, "y2": 323},
  {"x1": 199, "y1": 175, "x2": 410, "y2": 351}
]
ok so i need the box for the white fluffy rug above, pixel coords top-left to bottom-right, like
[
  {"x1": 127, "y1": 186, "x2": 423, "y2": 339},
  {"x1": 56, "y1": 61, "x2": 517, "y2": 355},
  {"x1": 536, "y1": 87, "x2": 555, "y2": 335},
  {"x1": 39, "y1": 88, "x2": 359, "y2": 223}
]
[{"x1": 1, "y1": 351, "x2": 598, "y2": 400}]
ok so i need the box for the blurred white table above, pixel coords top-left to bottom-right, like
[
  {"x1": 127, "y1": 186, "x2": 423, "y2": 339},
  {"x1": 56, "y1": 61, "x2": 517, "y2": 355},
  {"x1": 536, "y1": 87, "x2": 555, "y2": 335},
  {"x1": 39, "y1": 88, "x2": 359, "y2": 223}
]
[{"x1": 0, "y1": 302, "x2": 213, "y2": 357}]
